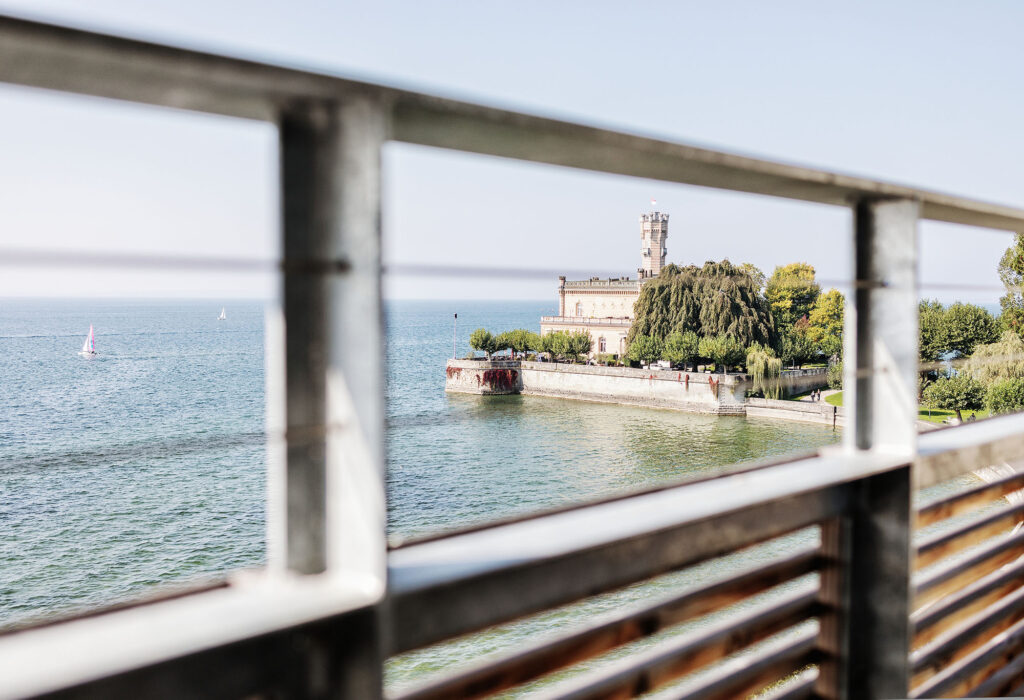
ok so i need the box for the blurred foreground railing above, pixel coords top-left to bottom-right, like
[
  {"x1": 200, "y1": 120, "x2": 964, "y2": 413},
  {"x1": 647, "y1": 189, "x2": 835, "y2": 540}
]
[{"x1": 4, "y1": 13, "x2": 1024, "y2": 700}]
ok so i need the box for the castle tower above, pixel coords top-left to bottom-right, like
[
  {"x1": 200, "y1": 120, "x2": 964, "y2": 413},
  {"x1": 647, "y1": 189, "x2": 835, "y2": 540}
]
[{"x1": 639, "y1": 211, "x2": 669, "y2": 278}]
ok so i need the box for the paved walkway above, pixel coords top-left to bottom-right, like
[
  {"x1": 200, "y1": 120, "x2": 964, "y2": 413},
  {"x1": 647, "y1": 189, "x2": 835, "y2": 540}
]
[{"x1": 797, "y1": 388, "x2": 840, "y2": 403}]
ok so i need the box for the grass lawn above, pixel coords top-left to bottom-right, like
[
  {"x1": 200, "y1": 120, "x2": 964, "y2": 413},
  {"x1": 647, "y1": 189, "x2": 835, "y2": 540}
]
[{"x1": 825, "y1": 391, "x2": 989, "y2": 423}]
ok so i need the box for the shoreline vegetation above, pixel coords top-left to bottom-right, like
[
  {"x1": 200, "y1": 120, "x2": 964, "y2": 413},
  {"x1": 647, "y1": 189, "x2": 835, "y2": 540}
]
[{"x1": 465, "y1": 233, "x2": 1024, "y2": 421}]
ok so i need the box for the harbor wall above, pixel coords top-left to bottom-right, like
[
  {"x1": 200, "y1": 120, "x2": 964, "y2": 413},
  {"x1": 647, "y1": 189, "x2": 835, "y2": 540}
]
[
  {"x1": 518, "y1": 361, "x2": 745, "y2": 415},
  {"x1": 444, "y1": 359, "x2": 523, "y2": 395},
  {"x1": 745, "y1": 397, "x2": 844, "y2": 427},
  {"x1": 444, "y1": 360, "x2": 831, "y2": 418}
]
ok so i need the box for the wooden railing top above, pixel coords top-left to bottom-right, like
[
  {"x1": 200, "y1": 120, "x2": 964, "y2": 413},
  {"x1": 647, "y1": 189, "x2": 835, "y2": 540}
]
[{"x1": 2, "y1": 14, "x2": 1024, "y2": 231}]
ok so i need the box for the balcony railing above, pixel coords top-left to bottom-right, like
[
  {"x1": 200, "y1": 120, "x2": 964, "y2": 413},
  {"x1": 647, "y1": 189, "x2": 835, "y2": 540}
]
[
  {"x1": 540, "y1": 315, "x2": 633, "y2": 327},
  {"x1": 3, "y1": 12, "x2": 1024, "y2": 700}
]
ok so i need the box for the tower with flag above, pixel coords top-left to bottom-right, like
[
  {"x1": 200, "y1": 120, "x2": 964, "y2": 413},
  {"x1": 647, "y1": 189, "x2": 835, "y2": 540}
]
[{"x1": 639, "y1": 200, "x2": 669, "y2": 279}]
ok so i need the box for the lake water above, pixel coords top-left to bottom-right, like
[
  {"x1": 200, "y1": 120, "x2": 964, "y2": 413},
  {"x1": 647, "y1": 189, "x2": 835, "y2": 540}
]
[{"x1": 0, "y1": 298, "x2": 843, "y2": 687}]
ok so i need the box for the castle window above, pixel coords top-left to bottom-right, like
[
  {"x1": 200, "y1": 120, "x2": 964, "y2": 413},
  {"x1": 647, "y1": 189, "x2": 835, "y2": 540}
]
[
  {"x1": 575, "y1": 302, "x2": 583, "y2": 316},
  {"x1": 599, "y1": 337, "x2": 606, "y2": 352}
]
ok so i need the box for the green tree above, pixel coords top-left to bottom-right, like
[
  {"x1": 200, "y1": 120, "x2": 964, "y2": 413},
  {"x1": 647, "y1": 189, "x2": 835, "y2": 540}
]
[
  {"x1": 628, "y1": 260, "x2": 775, "y2": 348},
  {"x1": 919, "y1": 299, "x2": 946, "y2": 363},
  {"x1": 546, "y1": 331, "x2": 569, "y2": 361},
  {"x1": 567, "y1": 331, "x2": 593, "y2": 362},
  {"x1": 469, "y1": 328, "x2": 496, "y2": 359},
  {"x1": 778, "y1": 318, "x2": 817, "y2": 368},
  {"x1": 942, "y1": 303, "x2": 999, "y2": 358},
  {"x1": 966, "y1": 331, "x2": 1024, "y2": 384},
  {"x1": 746, "y1": 343, "x2": 783, "y2": 399},
  {"x1": 523, "y1": 331, "x2": 542, "y2": 358},
  {"x1": 663, "y1": 330, "x2": 700, "y2": 370},
  {"x1": 987, "y1": 378, "x2": 1024, "y2": 415},
  {"x1": 806, "y1": 288, "x2": 844, "y2": 359},
  {"x1": 698, "y1": 334, "x2": 745, "y2": 373},
  {"x1": 765, "y1": 262, "x2": 820, "y2": 329},
  {"x1": 628, "y1": 334, "x2": 664, "y2": 366},
  {"x1": 740, "y1": 262, "x2": 767, "y2": 292},
  {"x1": 923, "y1": 373, "x2": 986, "y2": 422},
  {"x1": 999, "y1": 233, "x2": 1024, "y2": 337},
  {"x1": 494, "y1": 331, "x2": 514, "y2": 358}
]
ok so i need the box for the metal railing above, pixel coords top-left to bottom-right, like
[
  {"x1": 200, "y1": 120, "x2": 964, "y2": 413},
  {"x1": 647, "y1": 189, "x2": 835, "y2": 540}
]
[
  {"x1": 540, "y1": 315, "x2": 633, "y2": 326},
  {"x1": 3, "y1": 12, "x2": 1024, "y2": 699}
]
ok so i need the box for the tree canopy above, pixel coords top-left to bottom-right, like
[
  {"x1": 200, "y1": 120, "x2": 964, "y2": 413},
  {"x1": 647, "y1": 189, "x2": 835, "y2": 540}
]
[
  {"x1": 663, "y1": 330, "x2": 700, "y2": 369},
  {"x1": 966, "y1": 331, "x2": 1024, "y2": 384},
  {"x1": 627, "y1": 334, "x2": 664, "y2": 365},
  {"x1": 999, "y1": 233, "x2": 1024, "y2": 337},
  {"x1": 806, "y1": 288, "x2": 844, "y2": 358},
  {"x1": 765, "y1": 262, "x2": 820, "y2": 329},
  {"x1": 628, "y1": 260, "x2": 775, "y2": 348},
  {"x1": 923, "y1": 373, "x2": 985, "y2": 422}
]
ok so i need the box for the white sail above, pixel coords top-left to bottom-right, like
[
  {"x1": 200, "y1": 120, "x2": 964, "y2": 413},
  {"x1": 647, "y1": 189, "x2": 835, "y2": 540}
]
[
  {"x1": 80, "y1": 325, "x2": 95, "y2": 355},
  {"x1": 218, "y1": 307, "x2": 226, "y2": 321}
]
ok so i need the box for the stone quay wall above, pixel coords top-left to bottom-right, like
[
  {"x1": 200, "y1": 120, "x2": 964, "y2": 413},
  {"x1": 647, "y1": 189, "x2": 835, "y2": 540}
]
[
  {"x1": 445, "y1": 360, "x2": 831, "y2": 417},
  {"x1": 444, "y1": 359, "x2": 524, "y2": 395},
  {"x1": 519, "y1": 361, "x2": 745, "y2": 415},
  {"x1": 746, "y1": 397, "x2": 844, "y2": 427}
]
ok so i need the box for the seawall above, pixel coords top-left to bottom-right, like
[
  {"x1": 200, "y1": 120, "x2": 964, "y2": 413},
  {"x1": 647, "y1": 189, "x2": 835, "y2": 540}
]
[
  {"x1": 445, "y1": 359, "x2": 831, "y2": 418},
  {"x1": 746, "y1": 397, "x2": 844, "y2": 427}
]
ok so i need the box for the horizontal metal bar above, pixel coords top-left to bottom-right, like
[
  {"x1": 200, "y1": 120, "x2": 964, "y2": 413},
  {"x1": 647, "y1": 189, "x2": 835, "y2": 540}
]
[
  {"x1": 916, "y1": 469, "x2": 1024, "y2": 528},
  {"x1": 913, "y1": 544, "x2": 1024, "y2": 642},
  {"x1": 915, "y1": 499, "x2": 1024, "y2": 569},
  {"x1": 915, "y1": 413, "x2": 1024, "y2": 489},
  {"x1": 536, "y1": 585, "x2": 819, "y2": 700},
  {"x1": 393, "y1": 547, "x2": 820, "y2": 700},
  {"x1": 2, "y1": 15, "x2": 1024, "y2": 231},
  {"x1": 389, "y1": 452, "x2": 901, "y2": 654},
  {"x1": 0, "y1": 574, "x2": 382, "y2": 699},
  {"x1": 672, "y1": 628, "x2": 820, "y2": 700},
  {"x1": 912, "y1": 582, "x2": 1024, "y2": 675},
  {"x1": 912, "y1": 614, "x2": 1024, "y2": 698}
]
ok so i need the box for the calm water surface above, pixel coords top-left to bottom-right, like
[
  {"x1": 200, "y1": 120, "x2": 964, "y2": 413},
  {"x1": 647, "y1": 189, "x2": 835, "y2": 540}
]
[{"x1": 1, "y1": 299, "x2": 844, "y2": 688}]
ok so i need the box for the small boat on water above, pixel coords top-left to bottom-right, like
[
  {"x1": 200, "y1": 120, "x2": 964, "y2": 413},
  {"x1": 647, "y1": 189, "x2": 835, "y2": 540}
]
[
  {"x1": 79, "y1": 325, "x2": 97, "y2": 357},
  {"x1": 218, "y1": 307, "x2": 227, "y2": 321}
]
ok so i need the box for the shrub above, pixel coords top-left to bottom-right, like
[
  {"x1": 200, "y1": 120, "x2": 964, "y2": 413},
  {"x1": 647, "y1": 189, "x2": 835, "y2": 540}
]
[
  {"x1": 827, "y1": 361, "x2": 843, "y2": 390},
  {"x1": 986, "y1": 378, "x2": 1024, "y2": 415}
]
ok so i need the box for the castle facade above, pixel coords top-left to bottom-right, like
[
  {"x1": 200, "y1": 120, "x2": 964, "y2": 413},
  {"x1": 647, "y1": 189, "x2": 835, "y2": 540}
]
[{"x1": 540, "y1": 210, "x2": 669, "y2": 356}]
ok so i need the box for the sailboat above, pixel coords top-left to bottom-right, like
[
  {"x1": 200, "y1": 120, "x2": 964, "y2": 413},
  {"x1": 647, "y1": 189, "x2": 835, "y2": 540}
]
[
  {"x1": 79, "y1": 325, "x2": 97, "y2": 357},
  {"x1": 217, "y1": 307, "x2": 227, "y2": 321}
]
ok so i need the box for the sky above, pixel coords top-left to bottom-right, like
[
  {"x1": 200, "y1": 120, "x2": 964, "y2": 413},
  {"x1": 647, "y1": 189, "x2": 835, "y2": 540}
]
[{"x1": 0, "y1": 1, "x2": 1022, "y2": 302}]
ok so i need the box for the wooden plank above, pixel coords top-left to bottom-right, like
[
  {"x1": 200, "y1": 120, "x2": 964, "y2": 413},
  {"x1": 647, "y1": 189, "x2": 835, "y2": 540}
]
[
  {"x1": 672, "y1": 629, "x2": 819, "y2": 700},
  {"x1": 533, "y1": 586, "x2": 819, "y2": 700},
  {"x1": 915, "y1": 470, "x2": 1024, "y2": 528},
  {"x1": 911, "y1": 584, "x2": 1024, "y2": 687},
  {"x1": 755, "y1": 669, "x2": 817, "y2": 700},
  {"x1": 912, "y1": 543, "x2": 1024, "y2": 646},
  {"x1": 913, "y1": 529, "x2": 1024, "y2": 608},
  {"x1": 393, "y1": 548, "x2": 819, "y2": 699},
  {"x1": 915, "y1": 499, "x2": 1024, "y2": 570},
  {"x1": 911, "y1": 615, "x2": 1024, "y2": 698},
  {"x1": 953, "y1": 640, "x2": 1024, "y2": 698}
]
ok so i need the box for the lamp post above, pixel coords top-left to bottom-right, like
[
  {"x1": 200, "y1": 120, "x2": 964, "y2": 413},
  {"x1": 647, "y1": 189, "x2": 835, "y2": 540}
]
[{"x1": 453, "y1": 312, "x2": 457, "y2": 359}]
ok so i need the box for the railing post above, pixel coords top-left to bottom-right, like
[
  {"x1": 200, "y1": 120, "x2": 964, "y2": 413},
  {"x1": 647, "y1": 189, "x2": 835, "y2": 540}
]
[
  {"x1": 272, "y1": 95, "x2": 388, "y2": 696},
  {"x1": 818, "y1": 198, "x2": 918, "y2": 699}
]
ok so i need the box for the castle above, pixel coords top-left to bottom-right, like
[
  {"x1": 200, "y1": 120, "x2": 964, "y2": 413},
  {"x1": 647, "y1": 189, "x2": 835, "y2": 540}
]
[{"x1": 539, "y1": 210, "x2": 669, "y2": 356}]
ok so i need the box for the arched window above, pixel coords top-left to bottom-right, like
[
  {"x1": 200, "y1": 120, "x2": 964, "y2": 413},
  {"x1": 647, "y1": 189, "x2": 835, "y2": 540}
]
[
  {"x1": 598, "y1": 337, "x2": 606, "y2": 352},
  {"x1": 575, "y1": 302, "x2": 583, "y2": 316}
]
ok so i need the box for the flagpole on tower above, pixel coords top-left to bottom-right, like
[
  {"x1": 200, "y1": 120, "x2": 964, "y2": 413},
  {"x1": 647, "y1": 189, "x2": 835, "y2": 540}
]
[{"x1": 453, "y1": 312, "x2": 458, "y2": 359}]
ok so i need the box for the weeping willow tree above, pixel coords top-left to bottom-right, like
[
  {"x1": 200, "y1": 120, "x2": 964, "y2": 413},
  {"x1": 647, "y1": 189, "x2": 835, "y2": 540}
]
[
  {"x1": 746, "y1": 343, "x2": 783, "y2": 399},
  {"x1": 627, "y1": 260, "x2": 776, "y2": 348},
  {"x1": 965, "y1": 331, "x2": 1024, "y2": 384}
]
